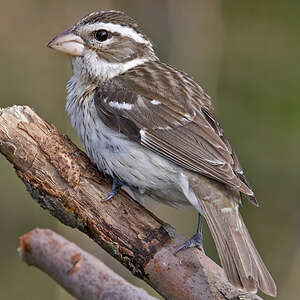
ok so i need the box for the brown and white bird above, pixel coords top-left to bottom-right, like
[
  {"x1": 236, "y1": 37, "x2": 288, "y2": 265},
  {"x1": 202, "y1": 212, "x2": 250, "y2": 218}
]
[{"x1": 48, "y1": 10, "x2": 276, "y2": 297}]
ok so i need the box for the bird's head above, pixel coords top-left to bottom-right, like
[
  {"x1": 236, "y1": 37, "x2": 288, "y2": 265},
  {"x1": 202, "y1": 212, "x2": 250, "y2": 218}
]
[{"x1": 48, "y1": 10, "x2": 157, "y2": 82}]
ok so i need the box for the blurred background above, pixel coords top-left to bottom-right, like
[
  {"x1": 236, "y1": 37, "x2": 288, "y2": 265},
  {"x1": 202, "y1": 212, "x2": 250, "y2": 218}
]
[{"x1": 0, "y1": 1, "x2": 299, "y2": 299}]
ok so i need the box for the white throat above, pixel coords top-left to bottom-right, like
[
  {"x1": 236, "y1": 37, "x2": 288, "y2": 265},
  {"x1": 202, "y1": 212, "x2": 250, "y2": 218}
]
[{"x1": 72, "y1": 50, "x2": 151, "y2": 83}]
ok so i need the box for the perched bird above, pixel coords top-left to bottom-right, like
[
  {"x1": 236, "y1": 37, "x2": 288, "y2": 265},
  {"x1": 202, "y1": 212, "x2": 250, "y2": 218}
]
[{"x1": 48, "y1": 10, "x2": 276, "y2": 296}]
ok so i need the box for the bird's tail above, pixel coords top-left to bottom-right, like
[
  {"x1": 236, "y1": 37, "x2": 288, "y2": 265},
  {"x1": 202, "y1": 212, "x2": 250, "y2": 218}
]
[{"x1": 198, "y1": 188, "x2": 277, "y2": 297}]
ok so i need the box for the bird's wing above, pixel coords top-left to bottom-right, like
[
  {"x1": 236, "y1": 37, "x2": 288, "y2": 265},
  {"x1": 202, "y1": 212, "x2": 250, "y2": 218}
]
[{"x1": 94, "y1": 60, "x2": 257, "y2": 204}]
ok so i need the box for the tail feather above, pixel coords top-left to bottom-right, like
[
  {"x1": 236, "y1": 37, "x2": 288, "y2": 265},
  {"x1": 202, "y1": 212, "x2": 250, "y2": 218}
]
[{"x1": 200, "y1": 195, "x2": 277, "y2": 296}]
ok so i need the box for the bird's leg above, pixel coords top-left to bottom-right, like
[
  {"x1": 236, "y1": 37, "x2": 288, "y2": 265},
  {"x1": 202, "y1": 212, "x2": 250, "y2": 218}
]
[
  {"x1": 175, "y1": 213, "x2": 204, "y2": 254},
  {"x1": 102, "y1": 176, "x2": 124, "y2": 201}
]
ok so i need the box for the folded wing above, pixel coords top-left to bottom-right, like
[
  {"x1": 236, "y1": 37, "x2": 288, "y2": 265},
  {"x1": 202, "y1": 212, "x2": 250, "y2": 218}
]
[{"x1": 94, "y1": 60, "x2": 256, "y2": 203}]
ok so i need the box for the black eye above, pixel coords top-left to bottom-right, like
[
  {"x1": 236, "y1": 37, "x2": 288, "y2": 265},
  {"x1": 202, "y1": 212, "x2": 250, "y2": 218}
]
[{"x1": 95, "y1": 29, "x2": 110, "y2": 42}]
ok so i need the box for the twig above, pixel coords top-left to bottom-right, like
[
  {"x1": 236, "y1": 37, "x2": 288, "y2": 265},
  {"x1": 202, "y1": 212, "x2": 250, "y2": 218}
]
[
  {"x1": 19, "y1": 228, "x2": 158, "y2": 300},
  {"x1": 0, "y1": 105, "x2": 254, "y2": 300}
]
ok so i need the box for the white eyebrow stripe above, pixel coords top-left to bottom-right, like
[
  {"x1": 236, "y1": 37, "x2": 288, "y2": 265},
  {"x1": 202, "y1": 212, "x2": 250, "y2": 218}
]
[
  {"x1": 109, "y1": 101, "x2": 134, "y2": 110},
  {"x1": 84, "y1": 22, "x2": 150, "y2": 45}
]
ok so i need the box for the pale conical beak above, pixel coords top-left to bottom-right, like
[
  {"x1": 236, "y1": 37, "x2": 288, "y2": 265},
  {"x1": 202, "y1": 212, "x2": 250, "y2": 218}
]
[{"x1": 47, "y1": 28, "x2": 85, "y2": 56}]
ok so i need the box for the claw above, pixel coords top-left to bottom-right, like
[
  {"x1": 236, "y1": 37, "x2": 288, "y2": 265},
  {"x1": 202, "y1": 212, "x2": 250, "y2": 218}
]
[
  {"x1": 175, "y1": 232, "x2": 204, "y2": 254},
  {"x1": 175, "y1": 213, "x2": 205, "y2": 254},
  {"x1": 102, "y1": 176, "x2": 124, "y2": 201}
]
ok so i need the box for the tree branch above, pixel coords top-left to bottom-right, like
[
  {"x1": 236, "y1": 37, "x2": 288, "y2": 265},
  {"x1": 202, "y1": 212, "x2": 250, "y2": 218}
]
[
  {"x1": 19, "y1": 228, "x2": 158, "y2": 300},
  {"x1": 0, "y1": 105, "x2": 255, "y2": 300}
]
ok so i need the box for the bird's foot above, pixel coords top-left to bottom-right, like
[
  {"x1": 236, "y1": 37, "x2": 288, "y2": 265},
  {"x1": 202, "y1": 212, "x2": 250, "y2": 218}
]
[
  {"x1": 175, "y1": 233, "x2": 204, "y2": 254},
  {"x1": 102, "y1": 176, "x2": 124, "y2": 201}
]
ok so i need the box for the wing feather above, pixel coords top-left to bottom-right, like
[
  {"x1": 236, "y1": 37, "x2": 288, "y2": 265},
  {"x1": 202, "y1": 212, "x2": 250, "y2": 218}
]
[{"x1": 94, "y1": 60, "x2": 256, "y2": 202}]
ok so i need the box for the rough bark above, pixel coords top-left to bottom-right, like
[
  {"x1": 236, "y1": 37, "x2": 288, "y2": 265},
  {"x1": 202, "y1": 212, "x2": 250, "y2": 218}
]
[
  {"x1": 0, "y1": 105, "x2": 259, "y2": 300},
  {"x1": 19, "y1": 228, "x2": 158, "y2": 300}
]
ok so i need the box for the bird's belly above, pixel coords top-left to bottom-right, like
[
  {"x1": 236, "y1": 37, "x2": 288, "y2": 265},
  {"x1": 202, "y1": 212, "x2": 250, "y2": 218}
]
[
  {"x1": 67, "y1": 93, "x2": 188, "y2": 207},
  {"x1": 88, "y1": 133, "x2": 188, "y2": 206},
  {"x1": 87, "y1": 129, "x2": 179, "y2": 191},
  {"x1": 85, "y1": 123, "x2": 188, "y2": 206}
]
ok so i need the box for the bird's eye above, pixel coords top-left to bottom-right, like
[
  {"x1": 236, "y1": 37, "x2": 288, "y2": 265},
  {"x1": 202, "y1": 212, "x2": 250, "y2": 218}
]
[{"x1": 94, "y1": 29, "x2": 110, "y2": 42}]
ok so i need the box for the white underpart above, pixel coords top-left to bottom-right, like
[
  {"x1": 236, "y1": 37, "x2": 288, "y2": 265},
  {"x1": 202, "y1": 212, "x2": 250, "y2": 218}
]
[
  {"x1": 77, "y1": 50, "x2": 150, "y2": 81},
  {"x1": 179, "y1": 173, "x2": 202, "y2": 213},
  {"x1": 150, "y1": 99, "x2": 161, "y2": 105},
  {"x1": 83, "y1": 22, "x2": 151, "y2": 46},
  {"x1": 66, "y1": 77, "x2": 189, "y2": 208},
  {"x1": 109, "y1": 101, "x2": 134, "y2": 110}
]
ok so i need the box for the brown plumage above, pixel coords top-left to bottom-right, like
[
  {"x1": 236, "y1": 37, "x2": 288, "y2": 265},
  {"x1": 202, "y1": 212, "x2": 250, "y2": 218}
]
[
  {"x1": 95, "y1": 60, "x2": 256, "y2": 202},
  {"x1": 48, "y1": 10, "x2": 276, "y2": 297},
  {"x1": 77, "y1": 10, "x2": 148, "y2": 40},
  {"x1": 93, "y1": 60, "x2": 276, "y2": 295}
]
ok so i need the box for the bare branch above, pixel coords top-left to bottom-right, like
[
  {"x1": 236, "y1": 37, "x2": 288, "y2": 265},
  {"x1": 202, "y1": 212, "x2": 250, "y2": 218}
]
[
  {"x1": 0, "y1": 105, "x2": 255, "y2": 300},
  {"x1": 19, "y1": 228, "x2": 158, "y2": 300}
]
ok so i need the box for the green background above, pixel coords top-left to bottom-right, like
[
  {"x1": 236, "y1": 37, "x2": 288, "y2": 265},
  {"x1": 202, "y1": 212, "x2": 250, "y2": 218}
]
[{"x1": 0, "y1": 1, "x2": 299, "y2": 299}]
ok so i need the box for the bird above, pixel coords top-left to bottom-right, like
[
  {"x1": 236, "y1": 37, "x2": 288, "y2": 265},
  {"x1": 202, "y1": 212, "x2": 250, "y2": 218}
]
[{"x1": 47, "y1": 10, "x2": 276, "y2": 297}]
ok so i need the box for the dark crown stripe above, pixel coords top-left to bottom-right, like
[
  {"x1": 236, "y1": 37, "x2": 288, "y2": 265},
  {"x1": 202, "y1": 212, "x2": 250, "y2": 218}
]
[{"x1": 78, "y1": 10, "x2": 148, "y2": 40}]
